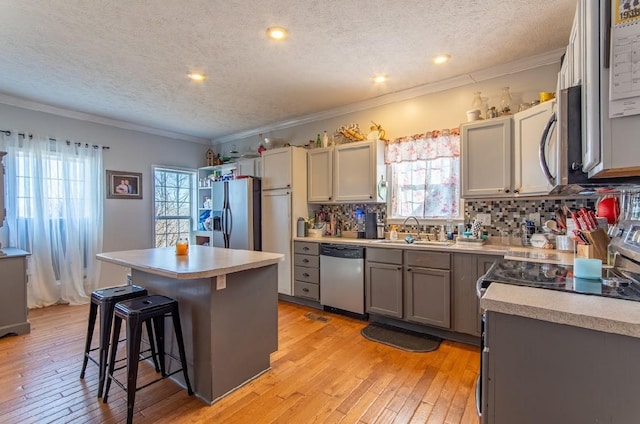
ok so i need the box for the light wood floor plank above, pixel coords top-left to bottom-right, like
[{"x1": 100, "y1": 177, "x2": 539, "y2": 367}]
[{"x1": 0, "y1": 301, "x2": 480, "y2": 424}]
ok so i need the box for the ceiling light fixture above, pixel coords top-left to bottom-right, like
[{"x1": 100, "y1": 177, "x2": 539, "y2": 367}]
[
  {"x1": 433, "y1": 54, "x2": 451, "y2": 65},
  {"x1": 372, "y1": 74, "x2": 387, "y2": 83},
  {"x1": 267, "y1": 26, "x2": 289, "y2": 41},
  {"x1": 188, "y1": 72, "x2": 206, "y2": 82}
]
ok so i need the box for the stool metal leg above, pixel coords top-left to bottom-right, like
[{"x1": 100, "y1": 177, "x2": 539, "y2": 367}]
[
  {"x1": 97, "y1": 300, "x2": 117, "y2": 398},
  {"x1": 171, "y1": 304, "x2": 194, "y2": 395},
  {"x1": 152, "y1": 315, "x2": 166, "y2": 377},
  {"x1": 79, "y1": 301, "x2": 98, "y2": 379},
  {"x1": 103, "y1": 314, "x2": 122, "y2": 403},
  {"x1": 125, "y1": 316, "x2": 144, "y2": 424},
  {"x1": 144, "y1": 320, "x2": 161, "y2": 372}
]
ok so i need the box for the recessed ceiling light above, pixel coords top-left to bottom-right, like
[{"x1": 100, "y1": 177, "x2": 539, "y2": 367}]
[
  {"x1": 372, "y1": 74, "x2": 387, "y2": 83},
  {"x1": 267, "y1": 26, "x2": 289, "y2": 41},
  {"x1": 188, "y1": 73, "x2": 206, "y2": 82},
  {"x1": 433, "y1": 54, "x2": 451, "y2": 65}
]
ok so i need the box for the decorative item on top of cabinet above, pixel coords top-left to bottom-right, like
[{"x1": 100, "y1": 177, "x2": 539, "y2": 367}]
[{"x1": 206, "y1": 148, "x2": 215, "y2": 166}]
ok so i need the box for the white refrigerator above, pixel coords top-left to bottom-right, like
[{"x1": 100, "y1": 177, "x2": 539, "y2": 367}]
[
  {"x1": 261, "y1": 147, "x2": 308, "y2": 295},
  {"x1": 210, "y1": 178, "x2": 261, "y2": 250}
]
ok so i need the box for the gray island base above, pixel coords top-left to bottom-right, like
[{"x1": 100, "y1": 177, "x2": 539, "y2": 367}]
[{"x1": 96, "y1": 246, "x2": 284, "y2": 405}]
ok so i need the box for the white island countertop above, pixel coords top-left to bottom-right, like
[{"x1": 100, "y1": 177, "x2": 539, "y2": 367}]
[
  {"x1": 481, "y1": 283, "x2": 640, "y2": 339},
  {"x1": 97, "y1": 246, "x2": 284, "y2": 280}
]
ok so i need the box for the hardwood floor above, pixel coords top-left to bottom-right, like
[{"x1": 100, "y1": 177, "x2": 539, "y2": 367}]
[{"x1": 0, "y1": 301, "x2": 480, "y2": 424}]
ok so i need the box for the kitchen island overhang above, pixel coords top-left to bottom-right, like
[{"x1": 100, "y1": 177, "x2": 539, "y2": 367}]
[{"x1": 96, "y1": 246, "x2": 284, "y2": 405}]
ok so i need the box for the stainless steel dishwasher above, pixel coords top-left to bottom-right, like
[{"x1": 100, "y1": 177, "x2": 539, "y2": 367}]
[{"x1": 320, "y1": 244, "x2": 365, "y2": 315}]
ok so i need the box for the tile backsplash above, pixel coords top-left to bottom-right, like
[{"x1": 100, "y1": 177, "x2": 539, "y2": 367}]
[{"x1": 313, "y1": 198, "x2": 597, "y2": 235}]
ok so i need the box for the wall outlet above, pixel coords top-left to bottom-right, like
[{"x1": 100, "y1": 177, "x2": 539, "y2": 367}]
[
  {"x1": 477, "y1": 213, "x2": 491, "y2": 226},
  {"x1": 529, "y1": 212, "x2": 541, "y2": 227}
]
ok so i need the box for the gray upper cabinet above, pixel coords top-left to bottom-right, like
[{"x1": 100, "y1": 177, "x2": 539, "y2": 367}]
[
  {"x1": 461, "y1": 116, "x2": 513, "y2": 198},
  {"x1": 307, "y1": 147, "x2": 333, "y2": 202},
  {"x1": 308, "y1": 140, "x2": 385, "y2": 204},
  {"x1": 365, "y1": 248, "x2": 403, "y2": 318}
]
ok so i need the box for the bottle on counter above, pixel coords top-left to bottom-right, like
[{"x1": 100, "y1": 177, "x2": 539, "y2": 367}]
[
  {"x1": 389, "y1": 225, "x2": 398, "y2": 241},
  {"x1": 322, "y1": 131, "x2": 329, "y2": 148},
  {"x1": 316, "y1": 134, "x2": 321, "y2": 148}
]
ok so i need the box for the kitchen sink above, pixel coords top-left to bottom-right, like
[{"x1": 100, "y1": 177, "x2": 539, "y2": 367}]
[{"x1": 373, "y1": 239, "x2": 454, "y2": 247}]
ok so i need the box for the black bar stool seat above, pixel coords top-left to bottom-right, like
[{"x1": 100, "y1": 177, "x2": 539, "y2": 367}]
[
  {"x1": 103, "y1": 295, "x2": 193, "y2": 424},
  {"x1": 79, "y1": 284, "x2": 158, "y2": 398}
]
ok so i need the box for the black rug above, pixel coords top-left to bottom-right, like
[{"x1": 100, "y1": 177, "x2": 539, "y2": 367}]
[{"x1": 361, "y1": 323, "x2": 442, "y2": 352}]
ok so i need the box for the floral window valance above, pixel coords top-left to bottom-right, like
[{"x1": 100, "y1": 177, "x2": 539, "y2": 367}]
[{"x1": 385, "y1": 128, "x2": 460, "y2": 164}]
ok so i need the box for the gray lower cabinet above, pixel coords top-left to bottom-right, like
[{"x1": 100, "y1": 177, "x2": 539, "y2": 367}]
[
  {"x1": 293, "y1": 241, "x2": 320, "y2": 301},
  {"x1": 405, "y1": 251, "x2": 451, "y2": 328},
  {"x1": 452, "y1": 253, "x2": 501, "y2": 336},
  {"x1": 0, "y1": 248, "x2": 31, "y2": 337},
  {"x1": 365, "y1": 248, "x2": 403, "y2": 318},
  {"x1": 485, "y1": 311, "x2": 640, "y2": 423}
]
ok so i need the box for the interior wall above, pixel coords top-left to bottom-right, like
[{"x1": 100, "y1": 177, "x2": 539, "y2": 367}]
[
  {"x1": 214, "y1": 63, "x2": 560, "y2": 155},
  {"x1": 0, "y1": 103, "x2": 209, "y2": 288}
]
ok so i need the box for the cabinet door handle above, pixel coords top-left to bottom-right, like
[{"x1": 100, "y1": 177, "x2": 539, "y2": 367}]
[
  {"x1": 397, "y1": 267, "x2": 402, "y2": 271},
  {"x1": 303, "y1": 273, "x2": 309, "y2": 277},
  {"x1": 303, "y1": 247, "x2": 309, "y2": 251},
  {"x1": 328, "y1": 197, "x2": 332, "y2": 200},
  {"x1": 302, "y1": 258, "x2": 309, "y2": 263},
  {"x1": 504, "y1": 188, "x2": 510, "y2": 193},
  {"x1": 407, "y1": 268, "x2": 412, "y2": 272},
  {"x1": 369, "y1": 195, "x2": 373, "y2": 199},
  {"x1": 302, "y1": 288, "x2": 310, "y2": 292},
  {"x1": 513, "y1": 189, "x2": 519, "y2": 194}
]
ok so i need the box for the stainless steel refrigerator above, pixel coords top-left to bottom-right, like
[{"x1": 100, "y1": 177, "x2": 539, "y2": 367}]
[{"x1": 210, "y1": 177, "x2": 261, "y2": 250}]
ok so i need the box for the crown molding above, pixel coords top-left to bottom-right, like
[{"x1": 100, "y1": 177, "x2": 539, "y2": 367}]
[
  {"x1": 0, "y1": 93, "x2": 212, "y2": 145},
  {"x1": 213, "y1": 48, "x2": 565, "y2": 145}
]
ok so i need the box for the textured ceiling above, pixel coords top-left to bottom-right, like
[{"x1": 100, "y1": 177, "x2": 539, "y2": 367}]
[{"x1": 0, "y1": 0, "x2": 576, "y2": 143}]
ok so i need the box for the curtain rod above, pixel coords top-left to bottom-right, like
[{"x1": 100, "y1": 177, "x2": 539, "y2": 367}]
[{"x1": 1, "y1": 130, "x2": 110, "y2": 150}]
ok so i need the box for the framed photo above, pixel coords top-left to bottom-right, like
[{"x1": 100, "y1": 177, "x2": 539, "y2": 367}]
[{"x1": 106, "y1": 170, "x2": 142, "y2": 199}]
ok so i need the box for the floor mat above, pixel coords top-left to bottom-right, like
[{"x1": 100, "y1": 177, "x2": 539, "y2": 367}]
[{"x1": 361, "y1": 323, "x2": 441, "y2": 352}]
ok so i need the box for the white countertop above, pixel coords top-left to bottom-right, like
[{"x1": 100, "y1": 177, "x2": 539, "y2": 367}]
[
  {"x1": 294, "y1": 236, "x2": 509, "y2": 255},
  {"x1": 481, "y1": 283, "x2": 640, "y2": 339},
  {"x1": 97, "y1": 246, "x2": 284, "y2": 280}
]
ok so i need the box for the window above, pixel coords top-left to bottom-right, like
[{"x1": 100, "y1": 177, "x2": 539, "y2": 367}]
[
  {"x1": 153, "y1": 166, "x2": 195, "y2": 247},
  {"x1": 386, "y1": 132, "x2": 461, "y2": 220}
]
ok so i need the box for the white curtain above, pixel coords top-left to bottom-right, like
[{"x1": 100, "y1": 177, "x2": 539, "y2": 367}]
[{"x1": 1, "y1": 131, "x2": 104, "y2": 308}]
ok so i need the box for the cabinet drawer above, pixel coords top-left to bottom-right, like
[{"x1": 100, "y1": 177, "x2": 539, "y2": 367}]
[
  {"x1": 405, "y1": 251, "x2": 450, "y2": 269},
  {"x1": 366, "y1": 247, "x2": 403, "y2": 265},
  {"x1": 294, "y1": 254, "x2": 319, "y2": 268},
  {"x1": 294, "y1": 241, "x2": 320, "y2": 255},
  {"x1": 294, "y1": 266, "x2": 319, "y2": 284},
  {"x1": 294, "y1": 280, "x2": 320, "y2": 301}
]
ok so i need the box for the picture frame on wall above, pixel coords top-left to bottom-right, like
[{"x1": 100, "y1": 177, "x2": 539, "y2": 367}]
[{"x1": 106, "y1": 170, "x2": 142, "y2": 199}]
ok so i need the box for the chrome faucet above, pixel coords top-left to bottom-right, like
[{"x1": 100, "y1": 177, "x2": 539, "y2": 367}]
[{"x1": 402, "y1": 216, "x2": 421, "y2": 240}]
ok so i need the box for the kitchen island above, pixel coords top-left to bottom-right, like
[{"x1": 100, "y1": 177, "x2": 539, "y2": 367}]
[{"x1": 96, "y1": 246, "x2": 284, "y2": 405}]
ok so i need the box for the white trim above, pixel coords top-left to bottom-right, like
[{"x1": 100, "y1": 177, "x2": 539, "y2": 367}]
[
  {"x1": 213, "y1": 48, "x2": 565, "y2": 145},
  {"x1": 0, "y1": 94, "x2": 212, "y2": 146}
]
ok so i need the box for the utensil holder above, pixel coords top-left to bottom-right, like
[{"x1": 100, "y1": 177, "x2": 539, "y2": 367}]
[{"x1": 575, "y1": 228, "x2": 609, "y2": 262}]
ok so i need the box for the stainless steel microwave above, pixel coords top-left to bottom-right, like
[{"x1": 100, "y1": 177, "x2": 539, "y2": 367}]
[{"x1": 542, "y1": 85, "x2": 640, "y2": 195}]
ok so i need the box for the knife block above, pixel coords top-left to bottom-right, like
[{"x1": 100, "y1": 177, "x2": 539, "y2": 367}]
[{"x1": 577, "y1": 228, "x2": 610, "y2": 262}]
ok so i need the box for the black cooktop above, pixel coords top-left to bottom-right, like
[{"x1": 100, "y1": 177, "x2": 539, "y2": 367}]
[{"x1": 483, "y1": 259, "x2": 640, "y2": 302}]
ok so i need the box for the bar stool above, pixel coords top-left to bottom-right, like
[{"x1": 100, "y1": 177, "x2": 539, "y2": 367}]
[
  {"x1": 103, "y1": 295, "x2": 193, "y2": 424},
  {"x1": 79, "y1": 285, "x2": 159, "y2": 398}
]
